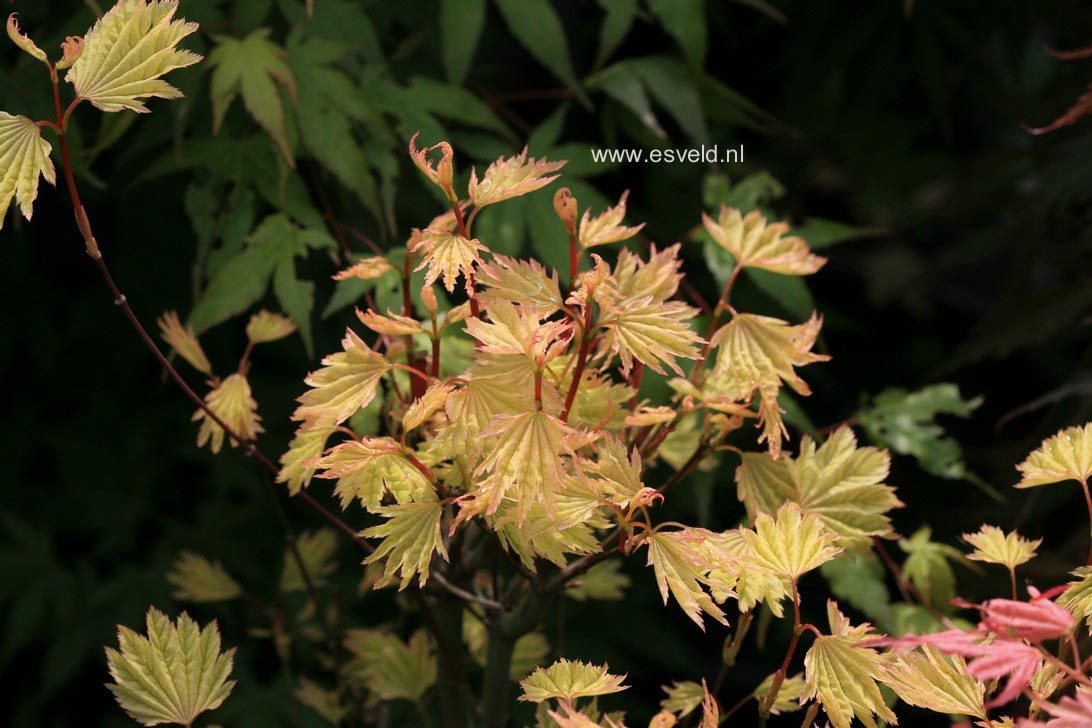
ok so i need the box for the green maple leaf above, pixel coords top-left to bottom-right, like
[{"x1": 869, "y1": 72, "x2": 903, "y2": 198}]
[
  {"x1": 0, "y1": 113, "x2": 55, "y2": 228},
  {"x1": 209, "y1": 30, "x2": 298, "y2": 166},
  {"x1": 188, "y1": 213, "x2": 335, "y2": 354},
  {"x1": 105, "y1": 607, "x2": 235, "y2": 726}
]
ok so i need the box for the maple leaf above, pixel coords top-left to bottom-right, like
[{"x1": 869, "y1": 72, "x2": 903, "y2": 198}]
[
  {"x1": 292, "y1": 329, "x2": 388, "y2": 429},
  {"x1": 280, "y1": 529, "x2": 338, "y2": 592},
  {"x1": 705, "y1": 528, "x2": 791, "y2": 616},
  {"x1": 469, "y1": 148, "x2": 565, "y2": 208},
  {"x1": 193, "y1": 373, "x2": 262, "y2": 453},
  {"x1": 1037, "y1": 685, "x2": 1092, "y2": 726},
  {"x1": 579, "y1": 191, "x2": 646, "y2": 249},
  {"x1": 963, "y1": 525, "x2": 1041, "y2": 571},
  {"x1": 1060, "y1": 566, "x2": 1092, "y2": 633},
  {"x1": 478, "y1": 254, "x2": 564, "y2": 316},
  {"x1": 597, "y1": 296, "x2": 703, "y2": 376},
  {"x1": 584, "y1": 437, "x2": 644, "y2": 505},
  {"x1": 404, "y1": 382, "x2": 455, "y2": 432},
  {"x1": 1015, "y1": 422, "x2": 1092, "y2": 488},
  {"x1": 7, "y1": 14, "x2": 47, "y2": 63},
  {"x1": 362, "y1": 498, "x2": 448, "y2": 590},
  {"x1": 608, "y1": 245, "x2": 685, "y2": 305},
  {"x1": 660, "y1": 680, "x2": 704, "y2": 717},
  {"x1": 245, "y1": 309, "x2": 296, "y2": 344},
  {"x1": 333, "y1": 255, "x2": 396, "y2": 281},
  {"x1": 979, "y1": 591, "x2": 1075, "y2": 642},
  {"x1": 277, "y1": 424, "x2": 333, "y2": 495},
  {"x1": 519, "y1": 659, "x2": 627, "y2": 705},
  {"x1": 803, "y1": 601, "x2": 896, "y2": 728},
  {"x1": 411, "y1": 228, "x2": 488, "y2": 294},
  {"x1": 310, "y1": 437, "x2": 431, "y2": 510},
  {"x1": 566, "y1": 560, "x2": 631, "y2": 602},
  {"x1": 708, "y1": 312, "x2": 829, "y2": 458},
  {"x1": 964, "y1": 639, "x2": 1042, "y2": 708},
  {"x1": 208, "y1": 30, "x2": 297, "y2": 165},
  {"x1": 409, "y1": 133, "x2": 456, "y2": 200},
  {"x1": 157, "y1": 311, "x2": 212, "y2": 376},
  {"x1": 469, "y1": 410, "x2": 577, "y2": 521},
  {"x1": 882, "y1": 645, "x2": 985, "y2": 719},
  {"x1": 466, "y1": 300, "x2": 573, "y2": 367},
  {"x1": 735, "y1": 428, "x2": 901, "y2": 550},
  {"x1": 166, "y1": 552, "x2": 241, "y2": 603},
  {"x1": 356, "y1": 308, "x2": 425, "y2": 336},
  {"x1": 702, "y1": 206, "x2": 825, "y2": 276},
  {"x1": 0, "y1": 112, "x2": 56, "y2": 229},
  {"x1": 899, "y1": 527, "x2": 966, "y2": 610},
  {"x1": 105, "y1": 607, "x2": 235, "y2": 726},
  {"x1": 645, "y1": 527, "x2": 728, "y2": 629},
  {"x1": 344, "y1": 628, "x2": 437, "y2": 702},
  {"x1": 752, "y1": 672, "x2": 805, "y2": 715},
  {"x1": 66, "y1": 0, "x2": 201, "y2": 113},
  {"x1": 742, "y1": 502, "x2": 841, "y2": 581}
]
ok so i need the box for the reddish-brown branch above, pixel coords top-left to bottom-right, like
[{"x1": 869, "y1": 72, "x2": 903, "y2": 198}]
[{"x1": 560, "y1": 303, "x2": 594, "y2": 422}]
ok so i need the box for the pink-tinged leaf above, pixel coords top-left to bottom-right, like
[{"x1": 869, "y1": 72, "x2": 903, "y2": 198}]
[
  {"x1": 980, "y1": 596, "x2": 1075, "y2": 642},
  {"x1": 964, "y1": 641, "x2": 1041, "y2": 708},
  {"x1": 1040, "y1": 685, "x2": 1092, "y2": 726}
]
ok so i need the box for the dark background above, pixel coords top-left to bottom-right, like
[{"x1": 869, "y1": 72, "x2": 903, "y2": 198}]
[{"x1": 3, "y1": 0, "x2": 1092, "y2": 725}]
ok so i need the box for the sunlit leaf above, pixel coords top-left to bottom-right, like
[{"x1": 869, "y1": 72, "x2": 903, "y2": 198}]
[
  {"x1": 882, "y1": 646, "x2": 985, "y2": 718},
  {"x1": 292, "y1": 329, "x2": 388, "y2": 429},
  {"x1": 245, "y1": 309, "x2": 296, "y2": 344},
  {"x1": 468, "y1": 147, "x2": 565, "y2": 209},
  {"x1": 741, "y1": 502, "x2": 841, "y2": 581},
  {"x1": 646, "y1": 527, "x2": 728, "y2": 629},
  {"x1": 361, "y1": 498, "x2": 447, "y2": 590},
  {"x1": 802, "y1": 601, "x2": 895, "y2": 728},
  {"x1": 1015, "y1": 422, "x2": 1092, "y2": 488},
  {"x1": 701, "y1": 206, "x2": 825, "y2": 276},
  {"x1": 579, "y1": 191, "x2": 645, "y2": 249},
  {"x1": 193, "y1": 373, "x2": 262, "y2": 454},
  {"x1": 0, "y1": 112, "x2": 56, "y2": 229},
  {"x1": 310, "y1": 437, "x2": 431, "y2": 510},
  {"x1": 66, "y1": 0, "x2": 201, "y2": 113},
  {"x1": 157, "y1": 310, "x2": 212, "y2": 376},
  {"x1": 519, "y1": 659, "x2": 628, "y2": 704},
  {"x1": 962, "y1": 525, "x2": 1040, "y2": 571}
]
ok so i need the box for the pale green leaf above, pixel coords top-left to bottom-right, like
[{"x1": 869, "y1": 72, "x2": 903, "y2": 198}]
[
  {"x1": 882, "y1": 646, "x2": 985, "y2": 719},
  {"x1": 344, "y1": 629, "x2": 437, "y2": 702},
  {"x1": 519, "y1": 659, "x2": 628, "y2": 704},
  {"x1": 1060, "y1": 566, "x2": 1092, "y2": 634},
  {"x1": 742, "y1": 502, "x2": 841, "y2": 581},
  {"x1": 962, "y1": 525, "x2": 1040, "y2": 571},
  {"x1": 0, "y1": 112, "x2": 56, "y2": 228},
  {"x1": 661, "y1": 680, "x2": 704, "y2": 717},
  {"x1": 167, "y1": 552, "x2": 242, "y2": 603},
  {"x1": 361, "y1": 498, "x2": 447, "y2": 590},
  {"x1": 899, "y1": 527, "x2": 966, "y2": 611},
  {"x1": 280, "y1": 529, "x2": 338, "y2": 593},
  {"x1": 803, "y1": 601, "x2": 895, "y2": 728},
  {"x1": 1015, "y1": 422, "x2": 1092, "y2": 488},
  {"x1": 105, "y1": 607, "x2": 236, "y2": 726},
  {"x1": 752, "y1": 672, "x2": 805, "y2": 715},
  {"x1": 66, "y1": 0, "x2": 201, "y2": 113},
  {"x1": 292, "y1": 328, "x2": 388, "y2": 429}
]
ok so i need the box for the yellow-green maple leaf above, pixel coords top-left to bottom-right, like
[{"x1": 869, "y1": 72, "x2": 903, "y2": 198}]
[
  {"x1": 411, "y1": 228, "x2": 488, "y2": 294},
  {"x1": 167, "y1": 552, "x2": 241, "y2": 603},
  {"x1": 1015, "y1": 422, "x2": 1092, "y2": 488},
  {"x1": 519, "y1": 659, "x2": 627, "y2": 704},
  {"x1": 470, "y1": 410, "x2": 577, "y2": 521},
  {"x1": 708, "y1": 312, "x2": 829, "y2": 458},
  {"x1": 310, "y1": 437, "x2": 431, "y2": 510},
  {"x1": 361, "y1": 498, "x2": 448, "y2": 590},
  {"x1": 246, "y1": 309, "x2": 296, "y2": 344},
  {"x1": 962, "y1": 525, "x2": 1040, "y2": 571},
  {"x1": 704, "y1": 528, "x2": 790, "y2": 617},
  {"x1": 597, "y1": 296, "x2": 703, "y2": 376},
  {"x1": 404, "y1": 382, "x2": 455, "y2": 432},
  {"x1": 105, "y1": 607, "x2": 235, "y2": 726},
  {"x1": 208, "y1": 29, "x2": 297, "y2": 165},
  {"x1": 752, "y1": 672, "x2": 805, "y2": 715},
  {"x1": 646, "y1": 528, "x2": 728, "y2": 629},
  {"x1": 193, "y1": 373, "x2": 262, "y2": 453},
  {"x1": 281, "y1": 529, "x2": 338, "y2": 592},
  {"x1": 803, "y1": 601, "x2": 895, "y2": 728},
  {"x1": 566, "y1": 559, "x2": 631, "y2": 602},
  {"x1": 0, "y1": 112, "x2": 56, "y2": 228},
  {"x1": 344, "y1": 629, "x2": 437, "y2": 702},
  {"x1": 702, "y1": 206, "x2": 825, "y2": 276},
  {"x1": 293, "y1": 329, "x2": 388, "y2": 429},
  {"x1": 469, "y1": 148, "x2": 565, "y2": 208},
  {"x1": 882, "y1": 645, "x2": 985, "y2": 719},
  {"x1": 1060, "y1": 566, "x2": 1092, "y2": 634},
  {"x1": 735, "y1": 428, "x2": 901, "y2": 550},
  {"x1": 661, "y1": 680, "x2": 705, "y2": 717},
  {"x1": 741, "y1": 502, "x2": 841, "y2": 581},
  {"x1": 157, "y1": 311, "x2": 212, "y2": 376},
  {"x1": 579, "y1": 191, "x2": 645, "y2": 249},
  {"x1": 277, "y1": 424, "x2": 334, "y2": 495},
  {"x1": 66, "y1": 0, "x2": 201, "y2": 113},
  {"x1": 478, "y1": 254, "x2": 564, "y2": 315}
]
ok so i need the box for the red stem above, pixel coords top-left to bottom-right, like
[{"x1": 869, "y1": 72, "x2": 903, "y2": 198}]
[{"x1": 560, "y1": 303, "x2": 594, "y2": 422}]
